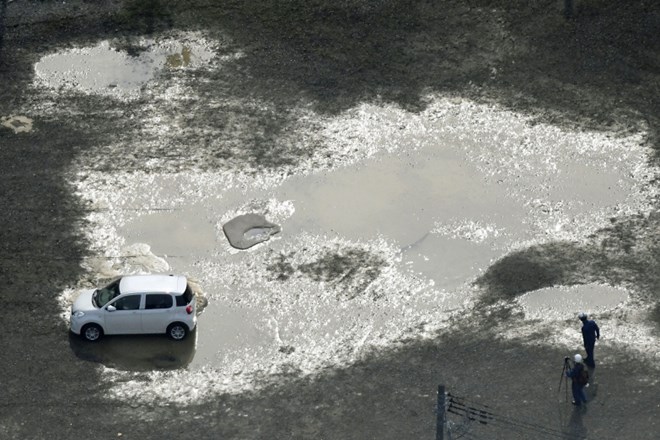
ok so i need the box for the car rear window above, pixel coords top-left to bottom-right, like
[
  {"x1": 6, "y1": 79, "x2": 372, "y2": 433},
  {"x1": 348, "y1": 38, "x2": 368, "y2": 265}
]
[
  {"x1": 145, "y1": 294, "x2": 173, "y2": 309},
  {"x1": 175, "y1": 285, "x2": 194, "y2": 306}
]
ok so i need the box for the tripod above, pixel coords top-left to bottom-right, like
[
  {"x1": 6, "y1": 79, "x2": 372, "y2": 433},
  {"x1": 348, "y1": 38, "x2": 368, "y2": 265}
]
[{"x1": 558, "y1": 357, "x2": 571, "y2": 402}]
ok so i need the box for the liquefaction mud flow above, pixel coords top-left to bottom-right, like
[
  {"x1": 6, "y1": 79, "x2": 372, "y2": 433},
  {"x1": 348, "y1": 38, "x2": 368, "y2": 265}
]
[{"x1": 88, "y1": 95, "x2": 652, "y2": 389}]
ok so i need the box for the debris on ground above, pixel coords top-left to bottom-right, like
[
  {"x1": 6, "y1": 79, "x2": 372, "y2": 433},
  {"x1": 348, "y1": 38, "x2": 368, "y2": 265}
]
[{"x1": 223, "y1": 213, "x2": 281, "y2": 249}]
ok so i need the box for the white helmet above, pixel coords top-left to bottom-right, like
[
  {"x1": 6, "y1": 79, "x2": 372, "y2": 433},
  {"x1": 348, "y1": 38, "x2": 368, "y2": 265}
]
[
  {"x1": 574, "y1": 354, "x2": 583, "y2": 363},
  {"x1": 578, "y1": 312, "x2": 587, "y2": 320}
]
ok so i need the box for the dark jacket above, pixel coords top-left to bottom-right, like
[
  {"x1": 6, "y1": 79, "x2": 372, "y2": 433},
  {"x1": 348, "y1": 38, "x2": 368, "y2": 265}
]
[
  {"x1": 566, "y1": 362, "x2": 586, "y2": 388},
  {"x1": 581, "y1": 319, "x2": 600, "y2": 344}
]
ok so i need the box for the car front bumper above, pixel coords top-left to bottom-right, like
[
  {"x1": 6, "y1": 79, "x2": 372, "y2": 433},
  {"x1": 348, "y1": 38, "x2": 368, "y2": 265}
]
[{"x1": 69, "y1": 315, "x2": 84, "y2": 335}]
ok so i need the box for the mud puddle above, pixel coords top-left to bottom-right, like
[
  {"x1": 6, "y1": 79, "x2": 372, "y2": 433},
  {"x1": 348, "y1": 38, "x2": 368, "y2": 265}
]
[
  {"x1": 188, "y1": 301, "x2": 273, "y2": 368},
  {"x1": 1, "y1": 115, "x2": 33, "y2": 133},
  {"x1": 33, "y1": 32, "x2": 215, "y2": 98},
  {"x1": 120, "y1": 204, "x2": 217, "y2": 275},
  {"x1": 518, "y1": 283, "x2": 629, "y2": 320},
  {"x1": 61, "y1": 96, "x2": 658, "y2": 401},
  {"x1": 111, "y1": 141, "x2": 516, "y2": 371},
  {"x1": 111, "y1": 137, "x2": 642, "y2": 373},
  {"x1": 275, "y1": 142, "x2": 520, "y2": 290}
]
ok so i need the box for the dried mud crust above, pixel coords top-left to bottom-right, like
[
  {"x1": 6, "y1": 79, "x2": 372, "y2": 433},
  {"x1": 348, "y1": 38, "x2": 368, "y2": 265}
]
[
  {"x1": 186, "y1": 277, "x2": 209, "y2": 313},
  {"x1": 5, "y1": 1, "x2": 658, "y2": 172},
  {"x1": 265, "y1": 247, "x2": 388, "y2": 301}
]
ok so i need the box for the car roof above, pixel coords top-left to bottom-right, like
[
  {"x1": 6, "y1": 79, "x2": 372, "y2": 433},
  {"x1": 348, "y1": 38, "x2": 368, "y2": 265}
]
[{"x1": 119, "y1": 274, "x2": 187, "y2": 295}]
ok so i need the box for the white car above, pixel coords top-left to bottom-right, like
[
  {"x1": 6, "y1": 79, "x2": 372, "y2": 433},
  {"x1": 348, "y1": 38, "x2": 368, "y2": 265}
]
[{"x1": 70, "y1": 274, "x2": 197, "y2": 341}]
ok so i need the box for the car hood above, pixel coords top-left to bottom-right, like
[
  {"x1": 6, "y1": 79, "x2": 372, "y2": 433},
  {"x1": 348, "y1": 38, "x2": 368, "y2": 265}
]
[{"x1": 72, "y1": 289, "x2": 97, "y2": 312}]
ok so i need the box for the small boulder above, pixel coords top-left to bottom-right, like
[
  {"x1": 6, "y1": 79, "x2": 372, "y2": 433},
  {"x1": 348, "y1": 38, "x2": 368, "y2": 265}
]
[{"x1": 223, "y1": 213, "x2": 281, "y2": 250}]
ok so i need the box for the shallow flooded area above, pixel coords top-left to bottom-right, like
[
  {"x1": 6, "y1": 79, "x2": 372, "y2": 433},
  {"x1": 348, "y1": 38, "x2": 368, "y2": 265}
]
[{"x1": 98, "y1": 98, "x2": 656, "y2": 376}]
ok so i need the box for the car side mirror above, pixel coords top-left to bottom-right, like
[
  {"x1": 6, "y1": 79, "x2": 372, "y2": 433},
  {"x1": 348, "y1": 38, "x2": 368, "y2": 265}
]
[{"x1": 107, "y1": 305, "x2": 116, "y2": 312}]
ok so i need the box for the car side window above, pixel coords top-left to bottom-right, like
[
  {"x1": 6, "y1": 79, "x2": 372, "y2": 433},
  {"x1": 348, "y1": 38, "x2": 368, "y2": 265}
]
[
  {"x1": 110, "y1": 294, "x2": 141, "y2": 311},
  {"x1": 145, "y1": 294, "x2": 173, "y2": 309}
]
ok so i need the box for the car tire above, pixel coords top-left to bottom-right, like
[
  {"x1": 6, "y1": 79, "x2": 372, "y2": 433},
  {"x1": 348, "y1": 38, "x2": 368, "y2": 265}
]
[
  {"x1": 167, "y1": 322, "x2": 188, "y2": 341},
  {"x1": 81, "y1": 324, "x2": 103, "y2": 342}
]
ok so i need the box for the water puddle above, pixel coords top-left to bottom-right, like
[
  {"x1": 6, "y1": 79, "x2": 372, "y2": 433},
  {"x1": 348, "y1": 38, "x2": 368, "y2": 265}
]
[
  {"x1": 275, "y1": 141, "x2": 521, "y2": 289},
  {"x1": 189, "y1": 302, "x2": 273, "y2": 368},
  {"x1": 33, "y1": 33, "x2": 215, "y2": 97},
  {"x1": 119, "y1": 205, "x2": 216, "y2": 274},
  {"x1": 518, "y1": 283, "x2": 628, "y2": 320},
  {"x1": 402, "y1": 234, "x2": 498, "y2": 291},
  {"x1": 1, "y1": 115, "x2": 33, "y2": 133}
]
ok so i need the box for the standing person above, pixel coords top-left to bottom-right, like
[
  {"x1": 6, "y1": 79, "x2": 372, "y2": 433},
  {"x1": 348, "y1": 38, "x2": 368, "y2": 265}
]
[
  {"x1": 578, "y1": 312, "x2": 600, "y2": 368},
  {"x1": 566, "y1": 354, "x2": 588, "y2": 406}
]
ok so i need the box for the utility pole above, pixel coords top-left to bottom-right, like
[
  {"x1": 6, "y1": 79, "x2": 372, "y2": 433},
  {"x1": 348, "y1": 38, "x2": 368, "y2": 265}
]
[
  {"x1": 436, "y1": 385, "x2": 445, "y2": 440},
  {"x1": 563, "y1": 0, "x2": 574, "y2": 18},
  {"x1": 0, "y1": 0, "x2": 7, "y2": 58}
]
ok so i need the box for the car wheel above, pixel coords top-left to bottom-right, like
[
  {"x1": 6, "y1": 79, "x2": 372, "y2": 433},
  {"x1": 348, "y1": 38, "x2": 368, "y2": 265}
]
[
  {"x1": 82, "y1": 324, "x2": 103, "y2": 342},
  {"x1": 167, "y1": 323, "x2": 188, "y2": 341}
]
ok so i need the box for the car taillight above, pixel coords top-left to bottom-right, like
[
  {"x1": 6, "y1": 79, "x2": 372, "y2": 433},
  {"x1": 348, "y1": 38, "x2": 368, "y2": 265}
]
[{"x1": 186, "y1": 305, "x2": 193, "y2": 314}]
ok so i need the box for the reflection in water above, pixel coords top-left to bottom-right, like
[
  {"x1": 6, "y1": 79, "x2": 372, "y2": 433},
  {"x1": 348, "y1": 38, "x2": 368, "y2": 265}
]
[{"x1": 69, "y1": 329, "x2": 197, "y2": 371}]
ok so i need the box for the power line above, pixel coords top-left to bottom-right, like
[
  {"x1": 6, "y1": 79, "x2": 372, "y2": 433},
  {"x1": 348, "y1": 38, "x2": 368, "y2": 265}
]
[
  {"x1": 448, "y1": 395, "x2": 583, "y2": 440},
  {"x1": 448, "y1": 396, "x2": 566, "y2": 438},
  {"x1": 0, "y1": 253, "x2": 189, "y2": 261},
  {"x1": 4, "y1": 207, "x2": 181, "y2": 212},
  {"x1": 446, "y1": 392, "x2": 587, "y2": 440}
]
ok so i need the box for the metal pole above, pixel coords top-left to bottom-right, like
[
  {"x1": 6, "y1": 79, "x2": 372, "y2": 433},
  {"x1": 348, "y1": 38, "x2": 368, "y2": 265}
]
[
  {"x1": 558, "y1": 360, "x2": 566, "y2": 393},
  {"x1": 436, "y1": 385, "x2": 445, "y2": 440}
]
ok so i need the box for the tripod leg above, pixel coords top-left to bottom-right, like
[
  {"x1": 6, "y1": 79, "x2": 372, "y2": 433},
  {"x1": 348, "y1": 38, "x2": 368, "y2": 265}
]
[{"x1": 558, "y1": 363, "x2": 567, "y2": 393}]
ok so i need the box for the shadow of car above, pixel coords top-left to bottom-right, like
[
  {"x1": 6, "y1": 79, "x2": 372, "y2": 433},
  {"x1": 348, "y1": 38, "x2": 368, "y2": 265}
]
[{"x1": 68, "y1": 329, "x2": 197, "y2": 371}]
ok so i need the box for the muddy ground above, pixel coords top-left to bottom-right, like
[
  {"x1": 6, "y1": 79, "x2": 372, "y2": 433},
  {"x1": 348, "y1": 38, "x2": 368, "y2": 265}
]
[{"x1": 1, "y1": 1, "x2": 660, "y2": 439}]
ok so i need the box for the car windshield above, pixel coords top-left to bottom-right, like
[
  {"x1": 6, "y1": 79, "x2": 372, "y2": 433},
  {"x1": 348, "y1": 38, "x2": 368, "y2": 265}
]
[{"x1": 93, "y1": 279, "x2": 121, "y2": 307}]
